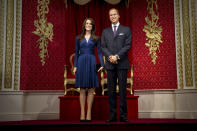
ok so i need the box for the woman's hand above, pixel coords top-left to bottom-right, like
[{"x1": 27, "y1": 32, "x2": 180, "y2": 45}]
[
  {"x1": 97, "y1": 66, "x2": 104, "y2": 72},
  {"x1": 73, "y1": 67, "x2": 77, "y2": 75}
]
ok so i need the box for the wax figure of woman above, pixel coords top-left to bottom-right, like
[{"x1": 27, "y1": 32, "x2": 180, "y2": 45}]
[{"x1": 73, "y1": 18, "x2": 104, "y2": 122}]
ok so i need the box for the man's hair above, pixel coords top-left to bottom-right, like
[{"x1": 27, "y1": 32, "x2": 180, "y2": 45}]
[{"x1": 109, "y1": 8, "x2": 119, "y2": 15}]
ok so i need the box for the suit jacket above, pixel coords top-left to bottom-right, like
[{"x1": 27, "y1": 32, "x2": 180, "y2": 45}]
[{"x1": 101, "y1": 24, "x2": 132, "y2": 70}]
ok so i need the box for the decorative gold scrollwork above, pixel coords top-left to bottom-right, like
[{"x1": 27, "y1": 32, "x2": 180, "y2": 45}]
[
  {"x1": 143, "y1": 0, "x2": 163, "y2": 64},
  {"x1": 32, "y1": 0, "x2": 53, "y2": 66}
]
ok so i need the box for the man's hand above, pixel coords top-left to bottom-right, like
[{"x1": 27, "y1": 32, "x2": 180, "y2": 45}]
[{"x1": 109, "y1": 55, "x2": 118, "y2": 64}]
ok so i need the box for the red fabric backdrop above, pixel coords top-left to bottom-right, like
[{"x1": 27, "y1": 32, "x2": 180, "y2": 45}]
[
  {"x1": 131, "y1": 0, "x2": 177, "y2": 90},
  {"x1": 21, "y1": 0, "x2": 177, "y2": 91},
  {"x1": 21, "y1": 0, "x2": 66, "y2": 90}
]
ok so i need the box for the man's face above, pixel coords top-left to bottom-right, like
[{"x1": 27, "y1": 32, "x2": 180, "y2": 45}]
[{"x1": 109, "y1": 9, "x2": 120, "y2": 24}]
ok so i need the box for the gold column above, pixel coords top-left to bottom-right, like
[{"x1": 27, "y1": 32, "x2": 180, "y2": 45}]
[
  {"x1": 175, "y1": 0, "x2": 183, "y2": 89},
  {"x1": 191, "y1": 0, "x2": 197, "y2": 88},
  {"x1": 182, "y1": 0, "x2": 193, "y2": 87},
  {"x1": 4, "y1": 0, "x2": 14, "y2": 89},
  {"x1": 14, "y1": 0, "x2": 21, "y2": 90},
  {"x1": 0, "y1": 0, "x2": 5, "y2": 90}
]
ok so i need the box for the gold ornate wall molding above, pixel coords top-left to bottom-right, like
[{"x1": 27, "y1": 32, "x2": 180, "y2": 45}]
[
  {"x1": 73, "y1": 0, "x2": 122, "y2": 5},
  {"x1": 175, "y1": 0, "x2": 197, "y2": 89},
  {"x1": 33, "y1": 0, "x2": 54, "y2": 66},
  {"x1": 191, "y1": 0, "x2": 197, "y2": 88},
  {"x1": 4, "y1": 0, "x2": 14, "y2": 89},
  {"x1": 182, "y1": 0, "x2": 193, "y2": 87},
  {"x1": 0, "y1": 0, "x2": 22, "y2": 91},
  {"x1": 73, "y1": 0, "x2": 91, "y2": 5},
  {"x1": 14, "y1": 0, "x2": 22, "y2": 90},
  {"x1": 0, "y1": 0, "x2": 5, "y2": 90},
  {"x1": 143, "y1": 0, "x2": 163, "y2": 64},
  {"x1": 64, "y1": 0, "x2": 129, "y2": 8},
  {"x1": 104, "y1": 0, "x2": 121, "y2": 4},
  {"x1": 175, "y1": 0, "x2": 184, "y2": 89}
]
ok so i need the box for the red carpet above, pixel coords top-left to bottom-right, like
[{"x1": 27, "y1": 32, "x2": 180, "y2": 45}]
[
  {"x1": 0, "y1": 119, "x2": 197, "y2": 131},
  {"x1": 1, "y1": 119, "x2": 197, "y2": 125}
]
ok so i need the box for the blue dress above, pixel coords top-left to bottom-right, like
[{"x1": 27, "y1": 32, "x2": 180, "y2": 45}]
[{"x1": 74, "y1": 36, "x2": 104, "y2": 88}]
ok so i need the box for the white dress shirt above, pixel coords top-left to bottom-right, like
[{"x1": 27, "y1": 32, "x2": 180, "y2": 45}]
[
  {"x1": 111, "y1": 22, "x2": 120, "y2": 60},
  {"x1": 112, "y1": 22, "x2": 120, "y2": 32}
]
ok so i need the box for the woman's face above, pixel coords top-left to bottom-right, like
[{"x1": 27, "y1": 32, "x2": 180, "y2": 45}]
[{"x1": 85, "y1": 19, "x2": 92, "y2": 31}]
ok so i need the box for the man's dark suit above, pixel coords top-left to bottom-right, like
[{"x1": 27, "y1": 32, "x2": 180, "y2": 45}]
[{"x1": 101, "y1": 24, "x2": 132, "y2": 120}]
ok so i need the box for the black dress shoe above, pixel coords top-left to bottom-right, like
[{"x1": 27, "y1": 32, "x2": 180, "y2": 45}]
[
  {"x1": 80, "y1": 119, "x2": 86, "y2": 122},
  {"x1": 85, "y1": 120, "x2": 91, "y2": 122},
  {"x1": 106, "y1": 118, "x2": 117, "y2": 122},
  {"x1": 120, "y1": 118, "x2": 129, "y2": 122}
]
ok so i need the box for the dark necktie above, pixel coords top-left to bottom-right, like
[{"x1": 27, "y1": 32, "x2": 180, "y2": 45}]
[{"x1": 113, "y1": 25, "x2": 117, "y2": 36}]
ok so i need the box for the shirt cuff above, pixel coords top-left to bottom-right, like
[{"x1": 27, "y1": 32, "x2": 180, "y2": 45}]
[{"x1": 115, "y1": 55, "x2": 120, "y2": 60}]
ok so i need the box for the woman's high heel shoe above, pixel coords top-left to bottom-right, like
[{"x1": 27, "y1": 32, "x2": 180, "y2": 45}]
[
  {"x1": 85, "y1": 119, "x2": 91, "y2": 122},
  {"x1": 80, "y1": 119, "x2": 86, "y2": 122}
]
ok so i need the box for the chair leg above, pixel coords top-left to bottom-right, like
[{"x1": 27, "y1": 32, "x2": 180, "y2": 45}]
[
  {"x1": 130, "y1": 83, "x2": 133, "y2": 94},
  {"x1": 102, "y1": 88, "x2": 104, "y2": 96},
  {"x1": 64, "y1": 84, "x2": 67, "y2": 95},
  {"x1": 101, "y1": 80, "x2": 105, "y2": 96}
]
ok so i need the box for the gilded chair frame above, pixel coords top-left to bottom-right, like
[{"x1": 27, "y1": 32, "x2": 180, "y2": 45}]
[{"x1": 64, "y1": 53, "x2": 80, "y2": 95}]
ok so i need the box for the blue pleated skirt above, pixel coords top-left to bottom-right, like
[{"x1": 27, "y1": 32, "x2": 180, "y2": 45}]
[{"x1": 75, "y1": 54, "x2": 99, "y2": 88}]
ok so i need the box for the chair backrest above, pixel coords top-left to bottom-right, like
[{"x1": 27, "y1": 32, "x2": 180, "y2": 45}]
[{"x1": 69, "y1": 53, "x2": 75, "y2": 75}]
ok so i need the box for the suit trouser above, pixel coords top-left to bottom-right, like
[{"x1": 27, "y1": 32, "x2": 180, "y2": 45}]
[{"x1": 107, "y1": 69, "x2": 128, "y2": 119}]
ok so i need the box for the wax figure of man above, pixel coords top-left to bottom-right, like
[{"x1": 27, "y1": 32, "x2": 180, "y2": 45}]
[{"x1": 101, "y1": 8, "x2": 132, "y2": 122}]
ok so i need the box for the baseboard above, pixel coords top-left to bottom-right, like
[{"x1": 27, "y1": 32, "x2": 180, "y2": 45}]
[
  {"x1": 139, "y1": 111, "x2": 197, "y2": 119},
  {"x1": 0, "y1": 112, "x2": 59, "y2": 121},
  {"x1": 1, "y1": 90, "x2": 197, "y2": 121},
  {"x1": 1, "y1": 111, "x2": 197, "y2": 121}
]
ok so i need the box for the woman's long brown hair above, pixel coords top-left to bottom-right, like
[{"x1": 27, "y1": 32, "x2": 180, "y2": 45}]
[{"x1": 78, "y1": 18, "x2": 99, "y2": 43}]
